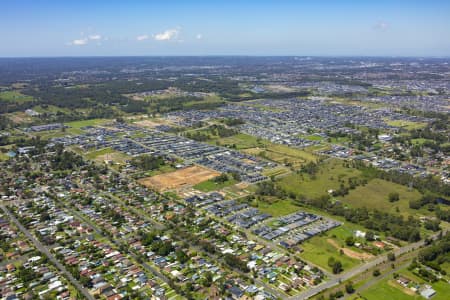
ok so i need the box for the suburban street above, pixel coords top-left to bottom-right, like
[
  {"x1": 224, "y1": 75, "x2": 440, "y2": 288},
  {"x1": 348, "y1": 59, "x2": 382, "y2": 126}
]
[{"x1": 0, "y1": 204, "x2": 95, "y2": 300}]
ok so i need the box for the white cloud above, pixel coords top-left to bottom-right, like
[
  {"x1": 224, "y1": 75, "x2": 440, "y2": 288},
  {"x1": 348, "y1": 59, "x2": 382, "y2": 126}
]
[
  {"x1": 88, "y1": 34, "x2": 102, "y2": 40},
  {"x1": 154, "y1": 28, "x2": 179, "y2": 41},
  {"x1": 373, "y1": 21, "x2": 389, "y2": 31},
  {"x1": 71, "y1": 38, "x2": 88, "y2": 46},
  {"x1": 136, "y1": 34, "x2": 149, "y2": 41},
  {"x1": 196, "y1": 33, "x2": 203, "y2": 40}
]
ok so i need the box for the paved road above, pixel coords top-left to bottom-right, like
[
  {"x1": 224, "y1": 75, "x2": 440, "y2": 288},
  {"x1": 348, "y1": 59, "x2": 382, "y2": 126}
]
[
  {"x1": 1, "y1": 204, "x2": 95, "y2": 300},
  {"x1": 288, "y1": 231, "x2": 446, "y2": 300},
  {"x1": 61, "y1": 202, "x2": 173, "y2": 287},
  {"x1": 342, "y1": 260, "x2": 411, "y2": 300}
]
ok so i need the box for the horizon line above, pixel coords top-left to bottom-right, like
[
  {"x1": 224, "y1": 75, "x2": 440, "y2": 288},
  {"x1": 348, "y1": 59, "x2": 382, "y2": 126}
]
[{"x1": 0, "y1": 54, "x2": 449, "y2": 59}]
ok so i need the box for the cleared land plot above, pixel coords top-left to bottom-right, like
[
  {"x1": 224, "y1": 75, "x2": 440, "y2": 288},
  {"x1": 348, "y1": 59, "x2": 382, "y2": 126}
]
[
  {"x1": 340, "y1": 178, "x2": 425, "y2": 217},
  {"x1": 278, "y1": 159, "x2": 362, "y2": 199},
  {"x1": 133, "y1": 118, "x2": 174, "y2": 128},
  {"x1": 6, "y1": 112, "x2": 34, "y2": 124},
  {"x1": 138, "y1": 165, "x2": 220, "y2": 192}
]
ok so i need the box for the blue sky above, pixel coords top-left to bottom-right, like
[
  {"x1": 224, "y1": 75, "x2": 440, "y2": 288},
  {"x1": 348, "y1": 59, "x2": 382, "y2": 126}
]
[{"x1": 1, "y1": 0, "x2": 449, "y2": 57}]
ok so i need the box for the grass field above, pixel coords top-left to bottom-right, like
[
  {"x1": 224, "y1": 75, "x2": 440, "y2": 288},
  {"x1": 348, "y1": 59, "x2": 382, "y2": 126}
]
[
  {"x1": 0, "y1": 91, "x2": 33, "y2": 103},
  {"x1": 262, "y1": 166, "x2": 290, "y2": 177},
  {"x1": 193, "y1": 177, "x2": 237, "y2": 192},
  {"x1": 214, "y1": 133, "x2": 267, "y2": 149},
  {"x1": 140, "y1": 164, "x2": 177, "y2": 177},
  {"x1": 32, "y1": 105, "x2": 72, "y2": 114},
  {"x1": 340, "y1": 178, "x2": 425, "y2": 217},
  {"x1": 278, "y1": 159, "x2": 362, "y2": 199},
  {"x1": 299, "y1": 226, "x2": 362, "y2": 273},
  {"x1": 32, "y1": 127, "x2": 85, "y2": 139},
  {"x1": 85, "y1": 147, "x2": 115, "y2": 160},
  {"x1": 214, "y1": 133, "x2": 318, "y2": 168},
  {"x1": 360, "y1": 267, "x2": 450, "y2": 300},
  {"x1": 0, "y1": 152, "x2": 9, "y2": 161},
  {"x1": 245, "y1": 144, "x2": 317, "y2": 168},
  {"x1": 65, "y1": 118, "x2": 109, "y2": 129},
  {"x1": 84, "y1": 147, "x2": 130, "y2": 165},
  {"x1": 386, "y1": 119, "x2": 427, "y2": 130},
  {"x1": 303, "y1": 135, "x2": 324, "y2": 141},
  {"x1": 360, "y1": 278, "x2": 421, "y2": 300},
  {"x1": 256, "y1": 198, "x2": 300, "y2": 217}
]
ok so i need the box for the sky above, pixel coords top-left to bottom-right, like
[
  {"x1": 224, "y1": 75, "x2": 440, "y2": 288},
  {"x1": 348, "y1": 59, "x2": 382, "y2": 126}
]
[{"x1": 1, "y1": 0, "x2": 450, "y2": 57}]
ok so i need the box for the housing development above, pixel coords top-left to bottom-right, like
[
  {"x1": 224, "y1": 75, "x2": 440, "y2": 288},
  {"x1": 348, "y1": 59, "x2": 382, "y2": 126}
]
[{"x1": 0, "y1": 56, "x2": 449, "y2": 300}]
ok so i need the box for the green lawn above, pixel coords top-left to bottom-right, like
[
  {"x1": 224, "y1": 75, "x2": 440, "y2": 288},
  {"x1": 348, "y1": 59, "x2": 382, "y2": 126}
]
[
  {"x1": 278, "y1": 159, "x2": 362, "y2": 199},
  {"x1": 0, "y1": 91, "x2": 33, "y2": 103},
  {"x1": 193, "y1": 178, "x2": 237, "y2": 192},
  {"x1": 340, "y1": 178, "x2": 425, "y2": 217}
]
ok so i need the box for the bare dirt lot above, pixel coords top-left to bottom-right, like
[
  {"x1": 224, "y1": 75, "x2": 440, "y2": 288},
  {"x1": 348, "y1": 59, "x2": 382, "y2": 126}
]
[
  {"x1": 138, "y1": 165, "x2": 220, "y2": 192},
  {"x1": 134, "y1": 119, "x2": 163, "y2": 128},
  {"x1": 327, "y1": 239, "x2": 374, "y2": 260}
]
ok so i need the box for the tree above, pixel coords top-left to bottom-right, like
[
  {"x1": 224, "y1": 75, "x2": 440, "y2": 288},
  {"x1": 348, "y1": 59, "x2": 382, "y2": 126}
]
[
  {"x1": 424, "y1": 219, "x2": 441, "y2": 232},
  {"x1": 333, "y1": 261, "x2": 343, "y2": 274},
  {"x1": 345, "y1": 282, "x2": 355, "y2": 294},
  {"x1": 365, "y1": 231, "x2": 375, "y2": 241},
  {"x1": 388, "y1": 192, "x2": 400, "y2": 202},
  {"x1": 345, "y1": 236, "x2": 355, "y2": 246},
  {"x1": 387, "y1": 253, "x2": 396, "y2": 261},
  {"x1": 175, "y1": 250, "x2": 189, "y2": 264},
  {"x1": 373, "y1": 269, "x2": 381, "y2": 277}
]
